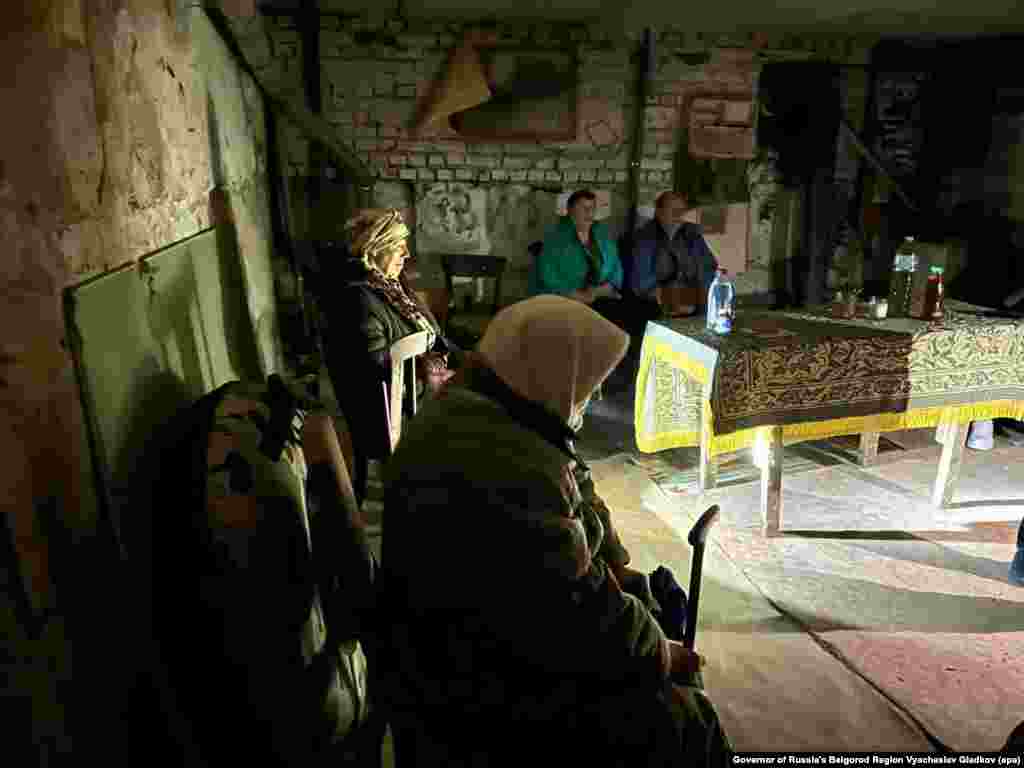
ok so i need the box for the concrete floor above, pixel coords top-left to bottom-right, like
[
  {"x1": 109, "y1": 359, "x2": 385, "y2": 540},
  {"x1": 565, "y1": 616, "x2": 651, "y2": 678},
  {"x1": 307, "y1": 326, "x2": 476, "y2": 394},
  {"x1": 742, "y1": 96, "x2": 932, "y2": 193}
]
[
  {"x1": 326, "y1": 367, "x2": 1024, "y2": 755},
  {"x1": 579, "y1": 378, "x2": 1024, "y2": 752}
]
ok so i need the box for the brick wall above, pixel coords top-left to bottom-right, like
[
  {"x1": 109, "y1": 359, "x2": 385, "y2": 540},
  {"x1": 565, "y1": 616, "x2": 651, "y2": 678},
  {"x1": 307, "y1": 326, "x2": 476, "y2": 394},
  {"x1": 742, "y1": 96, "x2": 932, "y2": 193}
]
[
  {"x1": 260, "y1": 15, "x2": 872, "y2": 299},
  {"x1": 313, "y1": 19, "x2": 635, "y2": 191}
]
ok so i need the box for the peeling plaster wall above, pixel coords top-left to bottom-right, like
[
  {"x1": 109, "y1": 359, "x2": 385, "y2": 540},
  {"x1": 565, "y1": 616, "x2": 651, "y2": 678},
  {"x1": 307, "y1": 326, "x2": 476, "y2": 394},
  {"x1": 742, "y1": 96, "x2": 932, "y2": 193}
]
[
  {"x1": 1, "y1": 2, "x2": 279, "y2": 760},
  {"x1": 194, "y1": 12, "x2": 282, "y2": 375}
]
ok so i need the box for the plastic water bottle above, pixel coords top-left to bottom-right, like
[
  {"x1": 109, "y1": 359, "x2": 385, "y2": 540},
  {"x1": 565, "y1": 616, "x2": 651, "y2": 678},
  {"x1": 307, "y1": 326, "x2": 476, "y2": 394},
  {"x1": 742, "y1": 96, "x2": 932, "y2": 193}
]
[
  {"x1": 887, "y1": 237, "x2": 917, "y2": 318},
  {"x1": 706, "y1": 273, "x2": 720, "y2": 331},
  {"x1": 706, "y1": 268, "x2": 735, "y2": 334}
]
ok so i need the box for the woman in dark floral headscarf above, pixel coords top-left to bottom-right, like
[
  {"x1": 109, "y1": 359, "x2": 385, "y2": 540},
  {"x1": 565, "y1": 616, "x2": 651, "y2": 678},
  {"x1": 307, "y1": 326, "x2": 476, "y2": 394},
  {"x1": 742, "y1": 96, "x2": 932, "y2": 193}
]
[{"x1": 320, "y1": 208, "x2": 460, "y2": 500}]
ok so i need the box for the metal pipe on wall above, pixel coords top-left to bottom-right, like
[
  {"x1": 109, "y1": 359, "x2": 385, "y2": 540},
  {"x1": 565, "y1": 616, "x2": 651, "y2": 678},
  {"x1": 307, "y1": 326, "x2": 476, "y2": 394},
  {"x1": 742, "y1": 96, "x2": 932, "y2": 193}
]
[
  {"x1": 265, "y1": 106, "x2": 309, "y2": 345},
  {"x1": 204, "y1": 3, "x2": 377, "y2": 361},
  {"x1": 625, "y1": 28, "x2": 655, "y2": 246},
  {"x1": 300, "y1": 0, "x2": 323, "y2": 218},
  {"x1": 203, "y1": 5, "x2": 375, "y2": 192}
]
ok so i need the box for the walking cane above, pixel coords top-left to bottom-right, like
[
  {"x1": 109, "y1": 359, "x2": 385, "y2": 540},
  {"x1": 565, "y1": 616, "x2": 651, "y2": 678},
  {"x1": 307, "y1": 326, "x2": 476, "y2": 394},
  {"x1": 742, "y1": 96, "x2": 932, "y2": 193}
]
[{"x1": 683, "y1": 505, "x2": 720, "y2": 651}]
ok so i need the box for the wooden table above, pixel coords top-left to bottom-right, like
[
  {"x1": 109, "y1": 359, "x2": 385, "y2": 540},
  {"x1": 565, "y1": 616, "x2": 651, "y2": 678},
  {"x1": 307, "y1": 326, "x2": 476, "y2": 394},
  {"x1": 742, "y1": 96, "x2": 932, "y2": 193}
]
[{"x1": 634, "y1": 303, "x2": 1024, "y2": 536}]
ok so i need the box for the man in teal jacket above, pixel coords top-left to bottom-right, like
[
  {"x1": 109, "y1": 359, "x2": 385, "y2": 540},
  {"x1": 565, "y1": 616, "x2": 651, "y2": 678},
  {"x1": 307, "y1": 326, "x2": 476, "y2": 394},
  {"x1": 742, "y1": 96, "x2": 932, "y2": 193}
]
[{"x1": 530, "y1": 190, "x2": 628, "y2": 328}]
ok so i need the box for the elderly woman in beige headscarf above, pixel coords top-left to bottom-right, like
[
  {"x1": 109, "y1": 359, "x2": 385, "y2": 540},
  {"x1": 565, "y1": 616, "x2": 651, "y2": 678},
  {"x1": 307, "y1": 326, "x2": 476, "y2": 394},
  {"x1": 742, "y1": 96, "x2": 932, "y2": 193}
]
[
  {"x1": 379, "y1": 295, "x2": 732, "y2": 766},
  {"x1": 319, "y1": 208, "x2": 460, "y2": 502}
]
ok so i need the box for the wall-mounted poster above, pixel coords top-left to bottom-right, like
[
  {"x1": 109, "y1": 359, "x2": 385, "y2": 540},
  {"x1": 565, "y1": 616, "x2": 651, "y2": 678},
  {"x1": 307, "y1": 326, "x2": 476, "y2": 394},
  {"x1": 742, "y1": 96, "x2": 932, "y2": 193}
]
[
  {"x1": 555, "y1": 189, "x2": 611, "y2": 219},
  {"x1": 415, "y1": 182, "x2": 491, "y2": 255},
  {"x1": 450, "y1": 48, "x2": 578, "y2": 143}
]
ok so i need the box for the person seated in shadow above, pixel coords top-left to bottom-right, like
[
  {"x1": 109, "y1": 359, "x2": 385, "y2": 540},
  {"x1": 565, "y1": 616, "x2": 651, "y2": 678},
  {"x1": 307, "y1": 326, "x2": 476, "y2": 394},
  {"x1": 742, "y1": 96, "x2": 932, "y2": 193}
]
[
  {"x1": 379, "y1": 295, "x2": 733, "y2": 766},
  {"x1": 625, "y1": 190, "x2": 718, "y2": 326},
  {"x1": 319, "y1": 208, "x2": 460, "y2": 500},
  {"x1": 530, "y1": 189, "x2": 630, "y2": 329},
  {"x1": 944, "y1": 203, "x2": 1024, "y2": 311},
  {"x1": 134, "y1": 376, "x2": 380, "y2": 767}
]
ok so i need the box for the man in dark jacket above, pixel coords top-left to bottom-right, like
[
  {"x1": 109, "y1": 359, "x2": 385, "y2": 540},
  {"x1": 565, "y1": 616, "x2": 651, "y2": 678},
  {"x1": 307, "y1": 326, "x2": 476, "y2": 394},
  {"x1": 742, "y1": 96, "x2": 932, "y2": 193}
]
[{"x1": 623, "y1": 191, "x2": 719, "y2": 327}]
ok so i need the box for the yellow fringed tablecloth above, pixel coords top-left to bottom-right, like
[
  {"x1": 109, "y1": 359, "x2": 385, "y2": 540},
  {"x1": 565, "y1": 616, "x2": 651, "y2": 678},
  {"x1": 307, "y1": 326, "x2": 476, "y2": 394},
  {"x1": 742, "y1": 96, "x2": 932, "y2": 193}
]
[{"x1": 635, "y1": 304, "x2": 1024, "y2": 457}]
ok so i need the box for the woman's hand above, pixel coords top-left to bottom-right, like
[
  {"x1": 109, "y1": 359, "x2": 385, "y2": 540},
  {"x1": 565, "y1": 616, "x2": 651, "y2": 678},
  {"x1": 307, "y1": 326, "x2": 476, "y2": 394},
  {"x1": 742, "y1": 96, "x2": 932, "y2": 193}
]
[
  {"x1": 573, "y1": 284, "x2": 617, "y2": 304},
  {"x1": 613, "y1": 564, "x2": 662, "y2": 615},
  {"x1": 419, "y1": 352, "x2": 455, "y2": 393},
  {"x1": 573, "y1": 287, "x2": 597, "y2": 304},
  {"x1": 668, "y1": 639, "x2": 705, "y2": 680},
  {"x1": 655, "y1": 285, "x2": 695, "y2": 317}
]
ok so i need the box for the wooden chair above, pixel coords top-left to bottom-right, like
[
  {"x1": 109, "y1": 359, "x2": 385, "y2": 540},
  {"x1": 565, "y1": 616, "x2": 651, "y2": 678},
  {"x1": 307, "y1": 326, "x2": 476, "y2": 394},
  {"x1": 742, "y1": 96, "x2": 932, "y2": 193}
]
[
  {"x1": 441, "y1": 254, "x2": 508, "y2": 347},
  {"x1": 355, "y1": 330, "x2": 431, "y2": 541},
  {"x1": 385, "y1": 330, "x2": 431, "y2": 453}
]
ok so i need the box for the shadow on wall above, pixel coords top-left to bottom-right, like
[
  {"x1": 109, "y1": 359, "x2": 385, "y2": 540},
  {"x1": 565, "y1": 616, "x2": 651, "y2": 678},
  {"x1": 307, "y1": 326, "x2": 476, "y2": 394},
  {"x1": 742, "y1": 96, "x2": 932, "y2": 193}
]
[
  {"x1": 208, "y1": 89, "x2": 273, "y2": 371},
  {"x1": 211, "y1": 193, "x2": 264, "y2": 379},
  {"x1": 143, "y1": 248, "x2": 210, "y2": 393},
  {"x1": 208, "y1": 93, "x2": 226, "y2": 188},
  {"x1": 207, "y1": 92, "x2": 262, "y2": 377},
  {"x1": 407, "y1": 183, "x2": 561, "y2": 302},
  {"x1": 484, "y1": 185, "x2": 560, "y2": 271},
  {"x1": 109, "y1": 360, "x2": 191, "y2": 551},
  {"x1": 67, "y1": 220, "x2": 265, "y2": 556}
]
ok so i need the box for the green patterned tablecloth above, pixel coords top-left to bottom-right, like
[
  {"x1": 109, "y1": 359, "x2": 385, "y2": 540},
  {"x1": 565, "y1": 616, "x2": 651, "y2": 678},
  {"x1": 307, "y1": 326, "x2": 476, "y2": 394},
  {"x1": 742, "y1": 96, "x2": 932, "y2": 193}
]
[{"x1": 635, "y1": 303, "x2": 1024, "y2": 455}]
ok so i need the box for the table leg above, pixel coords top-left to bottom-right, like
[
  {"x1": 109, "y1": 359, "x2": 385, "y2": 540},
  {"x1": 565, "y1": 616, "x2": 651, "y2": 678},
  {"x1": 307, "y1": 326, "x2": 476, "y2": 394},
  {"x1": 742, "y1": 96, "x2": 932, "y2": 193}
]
[
  {"x1": 859, "y1": 431, "x2": 880, "y2": 466},
  {"x1": 699, "y1": 386, "x2": 718, "y2": 492},
  {"x1": 760, "y1": 426, "x2": 784, "y2": 536},
  {"x1": 699, "y1": 425, "x2": 719, "y2": 491},
  {"x1": 932, "y1": 420, "x2": 968, "y2": 509}
]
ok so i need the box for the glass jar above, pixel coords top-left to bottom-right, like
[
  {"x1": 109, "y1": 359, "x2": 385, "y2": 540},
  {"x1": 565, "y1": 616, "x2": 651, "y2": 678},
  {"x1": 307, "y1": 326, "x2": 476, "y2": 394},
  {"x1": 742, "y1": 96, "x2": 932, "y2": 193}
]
[
  {"x1": 922, "y1": 266, "x2": 945, "y2": 320},
  {"x1": 832, "y1": 291, "x2": 846, "y2": 317},
  {"x1": 843, "y1": 293, "x2": 858, "y2": 318}
]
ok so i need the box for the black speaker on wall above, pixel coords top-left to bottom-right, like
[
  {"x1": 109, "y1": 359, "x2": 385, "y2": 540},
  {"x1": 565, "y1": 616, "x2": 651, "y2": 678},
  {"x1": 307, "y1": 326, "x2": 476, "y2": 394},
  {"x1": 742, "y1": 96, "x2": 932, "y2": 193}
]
[{"x1": 757, "y1": 63, "x2": 842, "y2": 188}]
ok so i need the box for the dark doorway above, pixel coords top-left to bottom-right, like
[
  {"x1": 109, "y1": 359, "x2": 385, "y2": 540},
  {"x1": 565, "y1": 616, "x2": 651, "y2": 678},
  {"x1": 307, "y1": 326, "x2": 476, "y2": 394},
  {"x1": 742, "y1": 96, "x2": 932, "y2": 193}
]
[{"x1": 758, "y1": 62, "x2": 843, "y2": 306}]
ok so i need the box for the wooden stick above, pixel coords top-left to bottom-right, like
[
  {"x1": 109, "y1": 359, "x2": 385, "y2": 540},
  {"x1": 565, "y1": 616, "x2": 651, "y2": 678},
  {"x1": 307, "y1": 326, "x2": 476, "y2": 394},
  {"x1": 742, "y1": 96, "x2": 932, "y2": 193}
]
[{"x1": 684, "y1": 505, "x2": 721, "y2": 651}]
